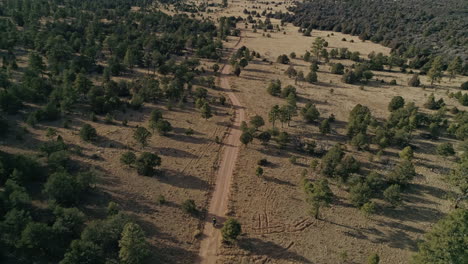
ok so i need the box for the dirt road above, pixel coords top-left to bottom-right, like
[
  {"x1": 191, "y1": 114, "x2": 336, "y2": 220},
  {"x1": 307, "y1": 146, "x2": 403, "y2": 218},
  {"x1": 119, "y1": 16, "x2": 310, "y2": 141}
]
[{"x1": 197, "y1": 36, "x2": 245, "y2": 264}]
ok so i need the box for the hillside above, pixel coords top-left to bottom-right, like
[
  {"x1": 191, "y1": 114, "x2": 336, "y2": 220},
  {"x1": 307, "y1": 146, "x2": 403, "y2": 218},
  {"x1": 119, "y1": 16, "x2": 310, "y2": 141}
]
[{"x1": 1, "y1": 0, "x2": 467, "y2": 263}]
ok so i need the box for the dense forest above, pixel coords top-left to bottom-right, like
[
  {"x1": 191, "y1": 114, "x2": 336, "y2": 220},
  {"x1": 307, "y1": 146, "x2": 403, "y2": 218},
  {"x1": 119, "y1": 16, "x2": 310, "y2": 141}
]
[
  {"x1": 277, "y1": 0, "x2": 468, "y2": 71},
  {"x1": 0, "y1": 0, "x2": 237, "y2": 262}
]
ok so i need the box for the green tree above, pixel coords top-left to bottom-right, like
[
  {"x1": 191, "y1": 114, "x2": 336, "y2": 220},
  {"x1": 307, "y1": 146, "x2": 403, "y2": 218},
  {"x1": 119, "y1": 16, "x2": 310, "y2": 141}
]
[
  {"x1": 436, "y1": 143, "x2": 455, "y2": 157},
  {"x1": 386, "y1": 160, "x2": 416, "y2": 185},
  {"x1": 135, "y1": 152, "x2": 161, "y2": 176},
  {"x1": 412, "y1": 210, "x2": 467, "y2": 264},
  {"x1": 43, "y1": 172, "x2": 80, "y2": 205},
  {"x1": 319, "y1": 119, "x2": 331, "y2": 135},
  {"x1": 304, "y1": 179, "x2": 333, "y2": 219},
  {"x1": 255, "y1": 166, "x2": 264, "y2": 177},
  {"x1": 201, "y1": 103, "x2": 213, "y2": 119},
  {"x1": 233, "y1": 65, "x2": 241, "y2": 76},
  {"x1": 301, "y1": 103, "x2": 320, "y2": 123},
  {"x1": 361, "y1": 201, "x2": 376, "y2": 219},
  {"x1": 399, "y1": 146, "x2": 414, "y2": 160},
  {"x1": 148, "y1": 109, "x2": 163, "y2": 130},
  {"x1": 19, "y1": 222, "x2": 54, "y2": 257},
  {"x1": 267, "y1": 79, "x2": 282, "y2": 96},
  {"x1": 240, "y1": 131, "x2": 253, "y2": 146},
  {"x1": 182, "y1": 199, "x2": 198, "y2": 215},
  {"x1": 268, "y1": 105, "x2": 280, "y2": 128},
  {"x1": 446, "y1": 160, "x2": 468, "y2": 208},
  {"x1": 79, "y1": 124, "x2": 97, "y2": 142},
  {"x1": 120, "y1": 151, "x2": 136, "y2": 167},
  {"x1": 368, "y1": 253, "x2": 380, "y2": 264},
  {"x1": 349, "y1": 182, "x2": 372, "y2": 207},
  {"x1": 155, "y1": 120, "x2": 172, "y2": 136},
  {"x1": 383, "y1": 184, "x2": 402, "y2": 206},
  {"x1": 347, "y1": 104, "x2": 371, "y2": 137},
  {"x1": 250, "y1": 115, "x2": 265, "y2": 130},
  {"x1": 123, "y1": 47, "x2": 137, "y2": 69},
  {"x1": 331, "y1": 63, "x2": 344, "y2": 74},
  {"x1": 408, "y1": 74, "x2": 421, "y2": 87},
  {"x1": 60, "y1": 240, "x2": 104, "y2": 264},
  {"x1": 257, "y1": 131, "x2": 271, "y2": 144},
  {"x1": 221, "y1": 218, "x2": 242, "y2": 242},
  {"x1": 305, "y1": 71, "x2": 318, "y2": 83},
  {"x1": 447, "y1": 57, "x2": 462, "y2": 80},
  {"x1": 311, "y1": 37, "x2": 327, "y2": 61},
  {"x1": 427, "y1": 56, "x2": 444, "y2": 85},
  {"x1": 388, "y1": 96, "x2": 405, "y2": 112},
  {"x1": 133, "y1": 127, "x2": 152, "y2": 147},
  {"x1": 119, "y1": 223, "x2": 150, "y2": 264}
]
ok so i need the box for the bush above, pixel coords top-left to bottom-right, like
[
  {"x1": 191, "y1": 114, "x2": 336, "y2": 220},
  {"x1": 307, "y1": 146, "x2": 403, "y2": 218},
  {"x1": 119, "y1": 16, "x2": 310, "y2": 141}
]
[
  {"x1": 43, "y1": 172, "x2": 81, "y2": 205},
  {"x1": 408, "y1": 74, "x2": 421, "y2": 87},
  {"x1": 120, "y1": 151, "x2": 136, "y2": 167},
  {"x1": 155, "y1": 119, "x2": 172, "y2": 136},
  {"x1": 388, "y1": 96, "x2": 405, "y2": 112},
  {"x1": 133, "y1": 127, "x2": 151, "y2": 147},
  {"x1": 349, "y1": 182, "x2": 372, "y2": 207},
  {"x1": 221, "y1": 218, "x2": 242, "y2": 242},
  {"x1": 461, "y1": 81, "x2": 468, "y2": 90},
  {"x1": 386, "y1": 160, "x2": 416, "y2": 185},
  {"x1": 119, "y1": 223, "x2": 150, "y2": 264},
  {"x1": 383, "y1": 184, "x2": 402, "y2": 206},
  {"x1": 436, "y1": 143, "x2": 455, "y2": 157},
  {"x1": 276, "y1": 54, "x2": 290, "y2": 64},
  {"x1": 301, "y1": 103, "x2": 320, "y2": 123},
  {"x1": 255, "y1": 166, "x2": 263, "y2": 177},
  {"x1": 305, "y1": 71, "x2": 318, "y2": 83},
  {"x1": 267, "y1": 79, "x2": 281, "y2": 96},
  {"x1": 331, "y1": 63, "x2": 344, "y2": 74},
  {"x1": 257, "y1": 158, "x2": 268, "y2": 166},
  {"x1": 135, "y1": 152, "x2": 161, "y2": 176},
  {"x1": 182, "y1": 199, "x2": 198, "y2": 215},
  {"x1": 79, "y1": 124, "x2": 97, "y2": 142}
]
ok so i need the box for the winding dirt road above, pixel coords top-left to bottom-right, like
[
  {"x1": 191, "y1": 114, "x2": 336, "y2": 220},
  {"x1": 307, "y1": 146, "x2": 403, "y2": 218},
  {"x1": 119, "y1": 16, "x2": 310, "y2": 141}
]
[{"x1": 197, "y1": 36, "x2": 245, "y2": 264}]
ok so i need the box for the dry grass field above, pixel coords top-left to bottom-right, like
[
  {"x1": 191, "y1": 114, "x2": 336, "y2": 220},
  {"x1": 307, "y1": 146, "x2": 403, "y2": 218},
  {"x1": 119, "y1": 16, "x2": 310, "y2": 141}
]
[
  {"x1": 204, "y1": 1, "x2": 467, "y2": 264},
  {"x1": 1, "y1": 1, "x2": 466, "y2": 263},
  {"x1": 3, "y1": 45, "x2": 237, "y2": 263}
]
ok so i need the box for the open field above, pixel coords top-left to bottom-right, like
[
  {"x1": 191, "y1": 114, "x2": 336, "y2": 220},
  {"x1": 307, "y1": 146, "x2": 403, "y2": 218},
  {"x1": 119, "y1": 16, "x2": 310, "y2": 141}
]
[
  {"x1": 1, "y1": 0, "x2": 466, "y2": 263},
  {"x1": 198, "y1": 1, "x2": 468, "y2": 263}
]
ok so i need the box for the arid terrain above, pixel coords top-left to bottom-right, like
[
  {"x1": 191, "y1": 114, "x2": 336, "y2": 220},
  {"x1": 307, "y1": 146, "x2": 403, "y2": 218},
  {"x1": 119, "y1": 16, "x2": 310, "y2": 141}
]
[{"x1": 1, "y1": 0, "x2": 467, "y2": 263}]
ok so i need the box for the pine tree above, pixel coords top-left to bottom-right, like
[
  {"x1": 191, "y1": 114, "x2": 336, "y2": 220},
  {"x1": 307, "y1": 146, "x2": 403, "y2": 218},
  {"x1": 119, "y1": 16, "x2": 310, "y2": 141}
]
[
  {"x1": 201, "y1": 103, "x2": 212, "y2": 119},
  {"x1": 427, "y1": 56, "x2": 444, "y2": 85},
  {"x1": 119, "y1": 223, "x2": 150, "y2": 264}
]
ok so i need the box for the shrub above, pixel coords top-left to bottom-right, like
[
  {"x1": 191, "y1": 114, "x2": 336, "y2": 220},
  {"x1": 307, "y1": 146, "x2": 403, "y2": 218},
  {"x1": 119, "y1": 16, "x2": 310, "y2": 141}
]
[
  {"x1": 79, "y1": 124, "x2": 97, "y2": 142},
  {"x1": 255, "y1": 166, "x2": 264, "y2": 177},
  {"x1": 133, "y1": 127, "x2": 151, "y2": 147},
  {"x1": 120, "y1": 151, "x2": 136, "y2": 167},
  {"x1": 182, "y1": 199, "x2": 198, "y2": 215},
  {"x1": 135, "y1": 152, "x2": 161, "y2": 176},
  {"x1": 257, "y1": 158, "x2": 268, "y2": 166},
  {"x1": 388, "y1": 96, "x2": 405, "y2": 112},
  {"x1": 461, "y1": 81, "x2": 468, "y2": 90},
  {"x1": 331, "y1": 63, "x2": 344, "y2": 74},
  {"x1": 221, "y1": 218, "x2": 242, "y2": 242},
  {"x1": 383, "y1": 184, "x2": 402, "y2": 206},
  {"x1": 436, "y1": 143, "x2": 455, "y2": 157},
  {"x1": 119, "y1": 223, "x2": 150, "y2": 264},
  {"x1": 408, "y1": 74, "x2": 421, "y2": 87},
  {"x1": 386, "y1": 160, "x2": 416, "y2": 185}
]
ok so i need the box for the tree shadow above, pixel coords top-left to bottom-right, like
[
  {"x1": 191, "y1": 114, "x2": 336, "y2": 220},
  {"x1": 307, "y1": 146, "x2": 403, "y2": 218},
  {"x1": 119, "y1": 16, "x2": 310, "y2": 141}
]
[
  {"x1": 238, "y1": 237, "x2": 313, "y2": 263},
  {"x1": 263, "y1": 175, "x2": 295, "y2": 186},
  {"x1": 159, "y1": 169, "x2": 209, "y2": 190},
  {"x1": 156, "y1": 147, "x2": 199, "y2": 159}
]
